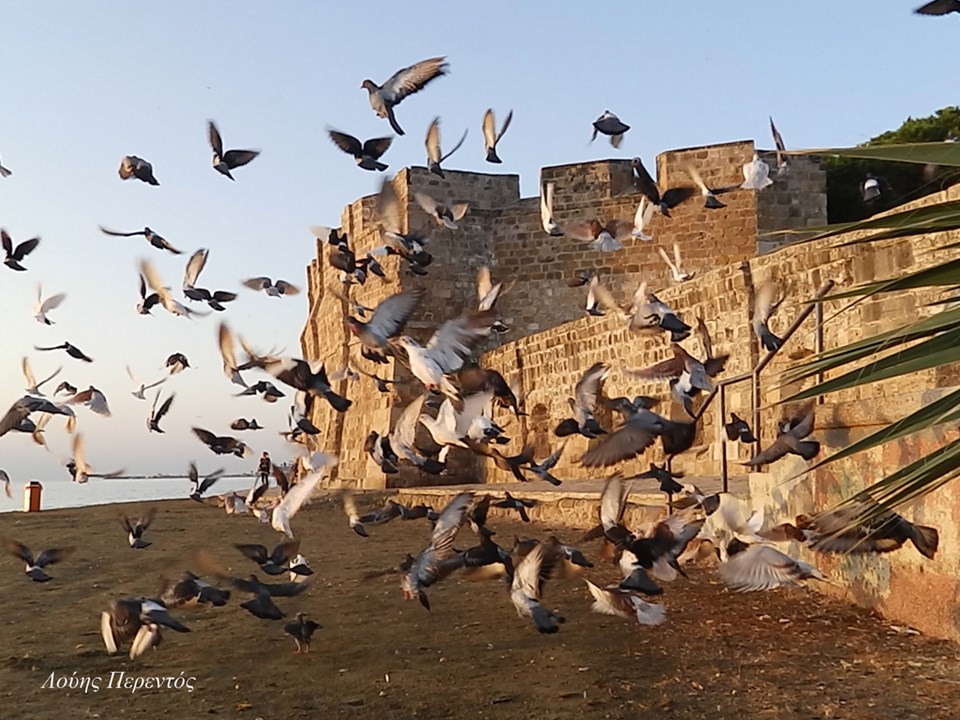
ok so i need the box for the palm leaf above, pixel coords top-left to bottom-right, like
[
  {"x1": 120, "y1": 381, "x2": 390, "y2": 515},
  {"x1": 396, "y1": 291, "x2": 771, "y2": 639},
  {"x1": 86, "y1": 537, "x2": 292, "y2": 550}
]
[
  {"x1": 821, "y1": 256, "x2": 960, "y2": 301},
  {"x1": 770, "y1": 200, "x2": 960, "y2": 243},
  {"x1": 789, "y1": 141, "x2": 960, "y2": 167}
]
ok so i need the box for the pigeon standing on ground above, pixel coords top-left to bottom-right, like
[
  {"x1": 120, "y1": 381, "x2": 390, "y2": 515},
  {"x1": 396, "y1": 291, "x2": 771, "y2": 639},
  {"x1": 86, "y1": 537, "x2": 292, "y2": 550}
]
[
  {"x1": 208, "y1": 121, "x2": 260, "y2": 180},
  {"x1": 362, "y1": 56, "x2": 449, "y2": 135},
  {"x1": 285, "y1": 613, "x2": 321, "y2": 653},
  {"x1": 483, "y1": 108, "x2": 513, "y2": 164},
  {"x1": 591, "y1": 111, "x2": 630, "y2": 148}
]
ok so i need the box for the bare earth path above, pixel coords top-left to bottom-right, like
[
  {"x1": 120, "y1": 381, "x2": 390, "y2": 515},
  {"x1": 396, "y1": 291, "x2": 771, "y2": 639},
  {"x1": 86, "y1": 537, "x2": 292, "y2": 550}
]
[{"x1": 0, "y1": 495, "x2": 958, "y2": 720}]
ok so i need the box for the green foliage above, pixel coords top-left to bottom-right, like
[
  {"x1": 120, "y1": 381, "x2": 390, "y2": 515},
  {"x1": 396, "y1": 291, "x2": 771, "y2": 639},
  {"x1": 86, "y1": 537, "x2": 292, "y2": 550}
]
[{"x1": 825, "y1": 106, "x2": 960, "y2": 223}]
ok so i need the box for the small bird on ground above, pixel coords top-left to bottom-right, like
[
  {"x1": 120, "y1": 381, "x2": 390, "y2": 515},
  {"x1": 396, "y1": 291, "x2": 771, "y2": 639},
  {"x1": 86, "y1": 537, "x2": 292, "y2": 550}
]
[
  {"x1": 285, "y1": 613, "x2": 321, "y2": 654},
  {"x1": 483, "y1": 108, "x2": 513, "y2": 164},
  {"x1": 208, "y1": 120, "x2": 259, "y2": 180},
  {"x1": 118, "y1": 155, "x2": 159, "y2": 185},
  {"x1": 362, "y1": 56, "x2": 449, "y2": 135},
  {"x1": 591, "y1": 111, "x2": 629, "y2": 148},
  {"x1": 4, "y1": 540, "x2": 74, "y2": 582},
  {"x1": 122, "y1": 509, "x2": 155, "y2": 549}
]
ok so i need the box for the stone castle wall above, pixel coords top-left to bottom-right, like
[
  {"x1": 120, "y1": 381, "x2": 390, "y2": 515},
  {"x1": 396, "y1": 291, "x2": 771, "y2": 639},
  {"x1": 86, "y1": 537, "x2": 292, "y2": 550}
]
[{"x1": 300, "y1": 141, "x2": 828, "y2": 488}]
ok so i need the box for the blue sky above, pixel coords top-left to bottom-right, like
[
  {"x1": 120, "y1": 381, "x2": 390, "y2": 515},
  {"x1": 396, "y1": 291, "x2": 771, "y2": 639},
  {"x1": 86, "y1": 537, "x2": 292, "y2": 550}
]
[{"x1": 0, "y1": 1, "x2": 955, "y2": 486}]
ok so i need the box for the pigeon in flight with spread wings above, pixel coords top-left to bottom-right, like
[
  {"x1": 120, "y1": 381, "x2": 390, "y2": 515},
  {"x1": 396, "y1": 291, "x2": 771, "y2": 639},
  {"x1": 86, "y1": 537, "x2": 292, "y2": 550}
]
[
  {"x1": 362, "y1": 56, "x2": 449, "y2": 136},
  {"x1": 99, "y1": 226, "x2": 180, "y2": 254},
  {"x1": 743, "y1": 404, "x2": 820, "y2": 467},
  {"x1": 483, "y1": 108, "x2": 513, "y2": 164},
  {"x1": 591, "y1": 111, "x2": 630, "y2": 148},
  {"x1": 426, "y1": 117, "x2": 468, "y2": 178},
  {"x1": 33, "y1": 285, "x2": 66, "y2": 325},
  {"x1": 208, "y1": 120, "x2": 260, "y2": 180},
  {"x1": 118, "y1": 155, "x2": 159, "y2": 185},
  {"x1": 2, "y1": 229, "x2": 40, "y2": 271},
  {"x1": 327, "y1": 129, "x2": 393, "y2": 172},
  {"x1": 540, "y1": 182, "x2": 563, "y2": 236},
  {"x1": 272, "y1": 459, "x2": 337, "y2": 539},
  {"x1": 401, "y1": 492, "x2": 473, "y2": 609}
]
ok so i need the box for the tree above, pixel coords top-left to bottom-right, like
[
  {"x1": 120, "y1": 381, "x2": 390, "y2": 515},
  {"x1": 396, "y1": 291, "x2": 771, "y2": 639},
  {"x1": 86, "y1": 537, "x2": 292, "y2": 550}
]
[{"x1": 826, "y1": 106, "x2": 960, "y2": 222}]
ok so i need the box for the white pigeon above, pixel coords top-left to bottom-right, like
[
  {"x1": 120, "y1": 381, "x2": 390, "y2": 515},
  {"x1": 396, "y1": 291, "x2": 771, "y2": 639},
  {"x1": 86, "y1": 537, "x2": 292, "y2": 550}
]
[
  {"x1": 272, "y1": 455, "x2": 338, "y2": 538},
  {"x1": 22, "y1": 357, "x2": 61, "y2": 396},
  {"x1": 540, "y1": 182, "x2": 563, "y2": 236},
  {"x1": 33, "y1": 285, "x2": 66, "y2": 325},
  {"x1": 657, "y1": 243, "x2": 695, "y2": 283},
  {"x1": 584, "y1": 579, "x2": 666, "y2": 626},
  {"x1": 127, "y1": 365, "x2": 167, "y2": 400},
  {"x1": 630, "y1": 196, "x2": 655, "y2": 241},
  {"x1": 719, "y1": 544, "x2": 829, "y2": 592},
  {"x1": 741, "y1": 153, "x2": 773, "y2": 190},
  {"x1": 182, "y1": 248, "x2": 209, "y2": 291}
]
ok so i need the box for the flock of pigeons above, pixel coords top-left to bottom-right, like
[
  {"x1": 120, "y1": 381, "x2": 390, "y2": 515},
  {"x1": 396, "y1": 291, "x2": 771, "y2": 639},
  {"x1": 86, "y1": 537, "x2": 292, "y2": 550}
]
[{"x1": 0, "y1": 47, "x2": 946, "y2": 662}]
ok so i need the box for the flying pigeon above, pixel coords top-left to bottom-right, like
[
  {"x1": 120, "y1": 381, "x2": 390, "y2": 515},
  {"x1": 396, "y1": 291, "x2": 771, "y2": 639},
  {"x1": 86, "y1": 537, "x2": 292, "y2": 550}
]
[
  {"x1": 4, "y1": 540, "x2": 74, "y2": 582},
  {"x1": 361, "y1": 56, "x2": 449, "y2": 135},
  {"x1": 208, "y1": 120, "x2": 260, "y2": 180},
  {"x1": 540, "y1": 182, "x2": 563, "y2": 236},
  {"x1": 482, "y1": 108, "x2": 513, "y2": 164},
  {"x1": 99, "y1": 226, "x2": 181, "y2": 254},
  {"x1": 34, "y1": 341, "x2": 93, "y2": 363},
  {"x1": 591, "y1": 111, "x2": 629, "y2": 148},
  {"x1": 33, "y1": 285, "x2": 66, "y2": 325},
  {"x1": 425, "y1": 116, "x2": 468, "y2": 178},
  {"x1": 327, "y1": 129, "x2": 393, "y2": 171},
  {"x1": 2, "y1": 229, "x2": 39, "y2": 271},
  {"x1": 118, "y1": 155, "x2": 159, "y2": 185},
  {"x1": 243, "y1": 277, "x2": 300, "y2": 297}
]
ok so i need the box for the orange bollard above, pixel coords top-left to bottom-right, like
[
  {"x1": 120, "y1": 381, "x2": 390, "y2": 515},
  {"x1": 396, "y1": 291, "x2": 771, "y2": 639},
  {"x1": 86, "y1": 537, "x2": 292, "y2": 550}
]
[{"x1": 23, "y1": 481, "x2": 42, "y2": 512}]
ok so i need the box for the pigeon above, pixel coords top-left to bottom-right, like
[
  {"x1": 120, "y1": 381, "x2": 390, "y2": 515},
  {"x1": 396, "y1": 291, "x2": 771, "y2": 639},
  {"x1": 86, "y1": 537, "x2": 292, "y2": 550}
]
[
  {"x1": 625, "y1": 463, "x2": 686, "y2": 496},
  {"x1": 141, "y1": 260, "x2": 202, "y2": 318},
  {"x1": 192, "y1": 427, "x2": 251, "y2": 458},
  {"x1": 741, "y1": 153, "x2": 773, "y2": 190},
  {"x1": 327, "y1": 129, "x2": 392, "y2": 171},
  {"x1": 861, "y1": 173, "x2": 891, "y2": 202},
  {"x1": 68, "y1": 385, "x2": 110, "y2": 417},
  {"x1": 584, "y1": 579, "x2": 666, "y2": 626},
  {"x1": 272, "y1": 461, "x2": 336, "y2": 539},
  {"x1": 146, "y1": 391, "x2": 175, "y2": 433},
  {"x1": 2, "y1": 229, "x2": 39, "y2": 271},
  {"x1": 915, "y1": 0, "x2": 960, "y2": 13},
  {"x1": 565, "y1": 218, "x2": 632, "y2": 252},
  {"x1": 245, "y1": 355, "x2": 351, "y2": 412},
  {"x1": 554, "y1": 362, "x2": 609, "y2": 438},
  {"x1": 182, "y1": 249, "x2": 237, "y2": 310},
  {"x1": 21, "y1": 357, "x2": 61, "y2": 396},
  {"x1": 230, "y1": 418, "x2": 263, "y2": 431},
  {"x1": 34, "y1": 341, "x2": 93, "y2": 363},
  {"x1": 122, "y1": 509, "x2": 155, "y2": 549},
  {"x1": 99, "y1": 226, "x2": 181, "y2": 254},
  {"x1": 631, "y1": 196, "x2": 656, "y2": 241},
  {"x1": 591, "y1": 111, "x2": 629, "y2": 148},
  {"x1": 4, "y1": 540, "x2": 74, "y2": 582},
  {"x1": 188, "y1": 462, "x2": 224, "y2": 501},
  {"x1": 226, "y1": 574, "x2": 309, "y2": 620},
  {"x1": 342, "y1": 489, "x2": 369, "y2": 537},
  {"x1": 0, "y1": 396, "x2": 71, "y2": 438},
  {"x1": 387, "y1": 395, "x2": 447, "y2": 475},
  {"x1": 457, "y1": 366, "x2": 523, "y2": 417},
  {"x1": 236, "y1": 380, "x2": 286, "y2": 403},
  {"x1": 127, "y1": 366, "x2": 166, "y2": 400},
  {"x1": 285, "y1": 612, "x2": 321, "y2": 654},
  {"x1": 687, "y1": 165, "x2": 738, "y2": 209},
  {"x1": 54, "y1": 381, "x2": 77, "y2": 396},
  {"x1": 346, "y1": 287, "x2": 426, "y2": 363},
  {"x1": 0, "y1": 470, "x2": 9, "y2": 499},
  {"x1": 118, "y1": 155, "x2": 159, "y2": 185},
  {"x1": 627, "y1": 343, "x2": 727, "y2": 418},
  {"x1": 365, "y1": 431, "x2": 399, "y2": 475},
  {"x1": 770, "y1": 117, "x2": 789, "y2": 176},
  {"x1": 743, "y1": 404, "x2": 819, "y2": 467},
  {"x1": 492, "y1": 492, "x2": 536, "y2": 523},
  {"x1": 630, "y1": 157, "x2": 695, "y2": 217},
  {"x1": 374, "y1": 178, "x2": 435, "y2": 274},
  {"x1": 525, "y1": 443, "x2": 565, "y2": 486},
  {"x1": 217, "y1": 323, "x2": 248, "y2": 388},
  {"x1": 160, "y1": 572, "x2": 231, "y2": 608},
  {"x1": 66, "y1": 433, "x2": 123, "y2": 483},
  {"x1": 392, "y1": 308, "x2": 499, "y2": 401},
  {"x1": 718, "y1": 541, "x2": 828, "y2": 592},
  {"x1": 0, "y1": 153, "x2": 11, "y2": 177},
  {"x1": 724, "y1": 413, "x2": 757, "y2": 443},
  {"x1": 288, "y1": 553, "x2": 314, "y2": 582},
  {"x1": 362, "y1": 56, "x2": 449, "y2": 135},
  {"x1": 101, "y1": 599, "x2": 189, "y2": 659},
  {"x1": 658, "y1": 242, "x2": 695, "y2": 282},
  {"x1": 752, "y1": 281, "x2": 784, "y2": 352},
  {"x1": 401, "y1": 492, "x2": 473, "y2": 609},
  {"x1": 236, "y1": 540, "x2": 302, "y2": 576},
  {"x1": 482, "y1": 108, "x2": 513, "y2": 164},
  {"x1": 540, "y1": 182, "x2": 563, "y2": 236},
  {"x1": 208, "y1": 120, "x2": 260, "y2": 180},
  {"x1": 426, "y1": 116, "x2": 468, "y2": 177},
  {"x1": 137, "y1": 274, "x2": 161, "y2": 315},
  {"x1": 165, "y1": 353, "x2": 190, "y2": 374},
  {"x1": 798, "y1": 502, "x2": 939, "y2": 560},
  {"x1": 578, "y1": 407, "x2": 667, "y2": 468},
  {"x1": 588, "y1": 279, "x2": 691, "y2": 341},
  {"x1": 510, "y1": 538, "x2": 566, "y2": 633},
  {"x1": 243, "y1": 277, "x2": 300, "y2": 297},
  {"x1": 416, "y1": 191, "x2": 470, "y2": 230},
  {"x1": 33, "y1": 285, "x2": 66, "y2": 325}
]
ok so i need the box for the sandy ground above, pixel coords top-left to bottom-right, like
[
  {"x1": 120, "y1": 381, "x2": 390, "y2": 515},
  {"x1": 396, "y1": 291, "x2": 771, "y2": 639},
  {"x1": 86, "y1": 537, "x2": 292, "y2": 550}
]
[{"x1": 1, "y1": 493, "x2": 959, "y2": 720}]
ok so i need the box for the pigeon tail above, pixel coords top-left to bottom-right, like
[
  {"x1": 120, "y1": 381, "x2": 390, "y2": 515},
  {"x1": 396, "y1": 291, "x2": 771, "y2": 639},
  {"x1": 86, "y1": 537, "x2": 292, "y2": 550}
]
[
  {"x1": 909, "y1": 524, "x2": 939, "y2": 560},
  {"x1": 759, "y1": 327, "x2": 783, "y2": 352},
  {"x1": 485, "y1": 149, "x2": 502, "y2": 164}
]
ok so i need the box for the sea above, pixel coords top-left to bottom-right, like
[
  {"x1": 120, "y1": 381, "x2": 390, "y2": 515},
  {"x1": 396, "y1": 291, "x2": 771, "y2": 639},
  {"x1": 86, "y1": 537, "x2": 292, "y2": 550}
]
[{"x1": 0, "y1": 475, "x2": 261, "y2": 513}]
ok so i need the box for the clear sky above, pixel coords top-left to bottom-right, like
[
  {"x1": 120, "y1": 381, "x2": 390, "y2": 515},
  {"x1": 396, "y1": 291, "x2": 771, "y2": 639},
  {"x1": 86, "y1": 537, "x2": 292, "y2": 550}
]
[{"x1": 0, "y1": 1, "x2": 955, "y2": 485}]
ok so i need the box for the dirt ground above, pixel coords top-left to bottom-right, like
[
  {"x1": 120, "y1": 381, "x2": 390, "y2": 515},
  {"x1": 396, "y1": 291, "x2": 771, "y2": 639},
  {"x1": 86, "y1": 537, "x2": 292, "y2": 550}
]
[{"x1": 1, "y1": 493, "x2": 959, "y2": 720}]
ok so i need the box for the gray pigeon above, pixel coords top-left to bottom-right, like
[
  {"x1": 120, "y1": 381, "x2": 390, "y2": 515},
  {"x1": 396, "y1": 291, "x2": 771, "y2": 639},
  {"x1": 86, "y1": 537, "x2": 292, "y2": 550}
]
[
  {"x1": 118, "y1": 155, "x2": 159, "y2": 185},
  {"x1": 362, "y1": 57, "x2": 449, "y2": 135},
  {"x1": 591, "y1": 111, "x2": 630, "y2": 148}
]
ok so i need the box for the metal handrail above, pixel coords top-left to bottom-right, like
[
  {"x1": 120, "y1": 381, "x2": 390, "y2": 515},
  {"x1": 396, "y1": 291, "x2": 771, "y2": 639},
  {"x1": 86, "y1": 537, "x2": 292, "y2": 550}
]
[{"x1": 691, "y1": 280, "x2": 836, "y2": 492}]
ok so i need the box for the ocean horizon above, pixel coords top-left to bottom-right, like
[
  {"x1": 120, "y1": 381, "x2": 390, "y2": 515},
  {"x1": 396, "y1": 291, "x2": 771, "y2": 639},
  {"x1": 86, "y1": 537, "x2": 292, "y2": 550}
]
[{"x1": 0, "y1": 475, "x2": 262, "y2": 513}]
